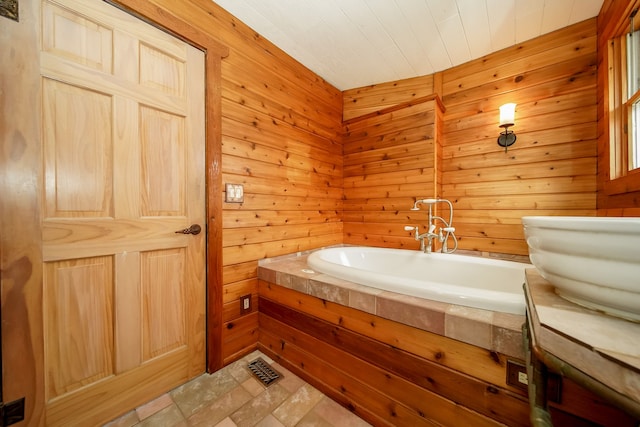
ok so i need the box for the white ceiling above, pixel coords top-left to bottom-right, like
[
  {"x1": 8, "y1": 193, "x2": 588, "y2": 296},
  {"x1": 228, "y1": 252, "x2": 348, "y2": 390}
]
[{"x1": 213, "y1": 0, "x2": 604, "y2": 91}]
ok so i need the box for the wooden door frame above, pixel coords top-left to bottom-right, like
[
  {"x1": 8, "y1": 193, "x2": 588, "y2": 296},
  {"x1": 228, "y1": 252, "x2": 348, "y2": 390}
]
[{"x1": 108, "y1": 0, "x2": 228, "y2": 372}]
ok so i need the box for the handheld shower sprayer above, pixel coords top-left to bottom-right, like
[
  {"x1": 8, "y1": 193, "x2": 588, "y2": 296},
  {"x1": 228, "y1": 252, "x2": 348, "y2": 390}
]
[{"x1": 411, "y1": 198, "x2": 439, "y2": 210}]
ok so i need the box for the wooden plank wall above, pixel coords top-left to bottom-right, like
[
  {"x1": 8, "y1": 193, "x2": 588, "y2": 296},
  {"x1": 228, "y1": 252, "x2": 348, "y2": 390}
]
[
  {"x1": 343, "y1": 19, "x2": 599, "y2": 256},
  {"x1": 343, "y1": 97, "x2": 444, "y2": 250},
  {"x1": 597, "y1": 0, "x2": 640, "y2": 216},
  {"x1": 343, "y1": 75, "x2": 435, "y2": 121},
  {"x1": 137, "y1": 0, "x2": 344, "y2": 364}
]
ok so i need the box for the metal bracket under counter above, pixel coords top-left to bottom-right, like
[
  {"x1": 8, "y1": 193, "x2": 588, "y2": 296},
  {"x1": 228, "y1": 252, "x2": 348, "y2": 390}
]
[{"x1": 523, "y1": 270, "x2": 640, "y2": 426}]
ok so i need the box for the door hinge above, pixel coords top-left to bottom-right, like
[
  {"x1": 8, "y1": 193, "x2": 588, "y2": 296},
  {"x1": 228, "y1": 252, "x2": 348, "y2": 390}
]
[{"x1": 0, "y1": 397, "x2": 25, "y2": 426}]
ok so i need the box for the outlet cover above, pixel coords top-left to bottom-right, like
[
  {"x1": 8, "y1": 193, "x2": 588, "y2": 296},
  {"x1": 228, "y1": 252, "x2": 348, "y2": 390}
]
[
  {"x1": 240, "y1": 294, "x2": 251, "y2": 315},
  {"x1": 225, "y1": 183, "x2": 244, "y2": 203},
  {"x1": 506, "y1": 360, "x2": 528, "y2": 391}
]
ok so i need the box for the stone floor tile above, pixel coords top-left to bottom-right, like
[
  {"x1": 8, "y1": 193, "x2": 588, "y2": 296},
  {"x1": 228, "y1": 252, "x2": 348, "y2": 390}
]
[
  {"x1": 188, "y1": 385, "x2": 253, "y2": 427},
  {"x1": 241, "y1": 376, "x2": 267, "y2": 397},
  {"x1": 255, "y1": 414, "x2": 286, "y2": 427},
  {"x1": 135, "y1": 393, "x2": 173, "y2": 420},
  {"x1": 270, "y1": 363, "x2": 304, "y2": 394},
  {"x1": 229, "y1": 384, "x2": 289, "y2": 427},
  {"x1": 295, "y1": 411, "x2": 335, "y2": 427},
  {"x1": 170, "y1": 369, "x2": 239, "y2": 417},
  {"x1": 227, "y1": 360, "x2": 253, "y2": 384},
  {"x1": 214, "y1": 417, "x2": 238, "y2": 427},
  {"x1": 272, "y1": 384, "x2": 324, "y2": 427},
  {"x1": 102, "y1": 410, "x2": 139, "y2": 427},
  {"x1": 312, "y1": 397, "x2": 372, "y2": 427},
  {"x1": 104, "y1": 351, "x2": 371, "y2": 427},
  {"x1": 136, "y1": 404, "x2": 186, "y2": 427}
]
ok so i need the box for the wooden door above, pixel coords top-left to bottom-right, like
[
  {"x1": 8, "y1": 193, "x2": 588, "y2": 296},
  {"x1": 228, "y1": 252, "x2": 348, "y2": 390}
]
[{"x1": 38, "y1": 0, "x2": 205, "y2": 424}]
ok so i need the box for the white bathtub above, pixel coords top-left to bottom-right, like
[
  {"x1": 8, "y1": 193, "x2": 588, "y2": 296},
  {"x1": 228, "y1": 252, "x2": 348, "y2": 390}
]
[{"x1": 306, "y1": 246, "x2": 529, "y2": 315}]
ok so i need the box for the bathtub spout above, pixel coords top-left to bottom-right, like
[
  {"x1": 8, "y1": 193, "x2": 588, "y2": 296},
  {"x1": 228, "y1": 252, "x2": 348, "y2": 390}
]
[
  {"x1": 418, "y1": 231, "x2": 439, "y2": 253},
  {"x1": 405, "y1": 225, "x2": 438, "y2": 253}
]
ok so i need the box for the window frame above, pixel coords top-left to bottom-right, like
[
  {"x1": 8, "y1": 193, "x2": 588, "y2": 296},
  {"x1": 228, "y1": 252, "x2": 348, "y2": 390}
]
[{"x1": 605, "y1": 7, "x2": 640, "y2": 195}]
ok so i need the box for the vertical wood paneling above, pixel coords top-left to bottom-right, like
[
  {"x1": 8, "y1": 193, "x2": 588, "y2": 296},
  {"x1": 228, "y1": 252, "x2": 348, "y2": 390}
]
[{"x1": 342, "y1": 19, "x2": 598, "y2": 256}]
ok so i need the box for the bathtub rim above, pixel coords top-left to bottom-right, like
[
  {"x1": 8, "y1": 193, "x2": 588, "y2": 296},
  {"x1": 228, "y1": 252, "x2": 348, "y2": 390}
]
[{"x1": 306, "y1": 245, "x2": 528, "y2": 316}]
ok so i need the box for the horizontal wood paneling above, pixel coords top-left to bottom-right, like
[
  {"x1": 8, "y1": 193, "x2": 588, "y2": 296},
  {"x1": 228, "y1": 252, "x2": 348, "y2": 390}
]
[
  {"x1": 342, "y1": 19, "x2": 598, "y2": 256},
  {"x1": 258, "y1": 281, "x2": 522, "y2": 392},
  {"x1": 222, "y1": 311, "x2": 259, "y2": 365},
  {"x1": 441, "y1": 18, "x2": 597, "y2": 254},
  {"x1": 343, "y1": 75, "x2": 434, "y2": 121},
  {"x1": 258, "y1": 282, "x2": 529, "y2": 426},
  {"x1": 343, "y1": 99, "x2": 442, "y2": 250}
]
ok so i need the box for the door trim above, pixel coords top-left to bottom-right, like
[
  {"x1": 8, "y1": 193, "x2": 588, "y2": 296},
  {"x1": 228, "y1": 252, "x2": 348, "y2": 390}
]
[{"x1": 107, "y1": 0, "x2": 228, "y2": 372}]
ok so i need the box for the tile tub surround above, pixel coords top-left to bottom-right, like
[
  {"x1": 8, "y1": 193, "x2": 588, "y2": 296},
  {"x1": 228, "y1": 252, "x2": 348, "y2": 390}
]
[
  {"x1": 104, "y1": 350, "x2": 372, "y2": 427},
  {"x1": 258, "y1": 249, "x2": 526, "y2": 360}
]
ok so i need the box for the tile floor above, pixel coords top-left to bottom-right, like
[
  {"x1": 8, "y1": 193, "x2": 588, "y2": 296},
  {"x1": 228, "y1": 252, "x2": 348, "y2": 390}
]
[{"x1": 105, "y1": 351, "x2": 372, "y2": 427}]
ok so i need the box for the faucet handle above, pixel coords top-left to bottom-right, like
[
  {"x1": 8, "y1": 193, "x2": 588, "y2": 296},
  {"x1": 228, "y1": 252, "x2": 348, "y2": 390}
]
[
  {"x1": 442, "y1": 227, "x2": 455, "y2": 233},
  {"x1": 404, "y1": 226, "x2": 417, "y2": 231}
]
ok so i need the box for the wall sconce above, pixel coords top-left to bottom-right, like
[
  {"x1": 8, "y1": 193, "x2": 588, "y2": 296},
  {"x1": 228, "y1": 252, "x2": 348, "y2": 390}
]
[{"x1": 497, "y1": 103, "x2": 516, "y2": 152}]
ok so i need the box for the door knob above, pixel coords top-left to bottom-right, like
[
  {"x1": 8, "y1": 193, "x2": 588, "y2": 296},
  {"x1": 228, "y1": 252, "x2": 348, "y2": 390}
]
[{"x1": 175, "y1": 224, "x2": 202, "y2": 235}]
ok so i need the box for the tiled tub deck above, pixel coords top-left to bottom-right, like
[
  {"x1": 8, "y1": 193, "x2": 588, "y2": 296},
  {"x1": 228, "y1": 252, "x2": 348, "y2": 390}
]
[{"x1": 258, "y1": 248, "x2": 527, "y2": 361}]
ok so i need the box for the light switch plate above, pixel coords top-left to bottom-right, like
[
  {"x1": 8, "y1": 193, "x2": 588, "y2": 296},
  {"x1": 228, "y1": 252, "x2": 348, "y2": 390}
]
[{"x1": 225, "y1": 183, "x2": 244, "y2": 203}]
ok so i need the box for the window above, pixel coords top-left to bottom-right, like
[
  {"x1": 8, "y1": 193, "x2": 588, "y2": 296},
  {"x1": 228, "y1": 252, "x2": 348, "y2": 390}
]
[
  {"x1": 626, "y1": 23, "x2": 640, "y2": 170},
  {"x1": 610, "y1": 9, "x2": 640, "y2": 180}
]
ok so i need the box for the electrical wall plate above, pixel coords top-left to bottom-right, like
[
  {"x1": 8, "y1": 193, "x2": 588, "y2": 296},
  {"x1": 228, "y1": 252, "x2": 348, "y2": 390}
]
[
  {"x1": 225, "y1": 183, "x2": 244, "y2": 203},
  {"x1": 240, "y1": 294, "x2": 251, "y2": 315},
  {"x1": 506, "y1": 359, "x2": 528, "y2": 391}
]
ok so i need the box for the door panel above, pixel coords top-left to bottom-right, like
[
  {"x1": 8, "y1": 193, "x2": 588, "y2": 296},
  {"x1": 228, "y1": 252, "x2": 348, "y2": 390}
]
[
  {"x1": 43, "y1": 78, "x2": 113, "y2": 218},
  {"x1": 140, "y1": 106, "x2": 185, "y2": 216},
  {"x1": 141, "y1": 248, "x2": 186, "y2": 361},
  {"x1": 39, "y1": 0, "x2": 206, "y2": 424},
  {"x1": 139, "y1": 43, "x2": 186, "y2": 97},
  {"x1": 44, "y1": 256, "x2": 114, "y2": 399},
  {"x1": 42, "y1": 2, "x2": 113, "y2": 73}
]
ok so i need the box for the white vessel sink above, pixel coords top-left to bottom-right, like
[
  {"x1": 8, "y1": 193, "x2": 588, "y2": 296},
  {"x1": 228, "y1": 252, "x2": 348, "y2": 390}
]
[{"x1": 522, "y1": 216, "x2": 640, "y2": 321}]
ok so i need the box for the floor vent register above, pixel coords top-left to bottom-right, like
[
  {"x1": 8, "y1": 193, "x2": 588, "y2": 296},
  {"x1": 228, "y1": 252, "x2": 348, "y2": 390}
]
[{"x1": 248, "y1": 357, "x2": 282, "y2": 386}]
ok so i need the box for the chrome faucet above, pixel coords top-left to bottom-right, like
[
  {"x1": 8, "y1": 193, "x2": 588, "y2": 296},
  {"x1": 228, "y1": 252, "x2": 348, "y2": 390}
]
[{"x1": 406, "y1": 198, "x2": 458, "y2": 253}]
